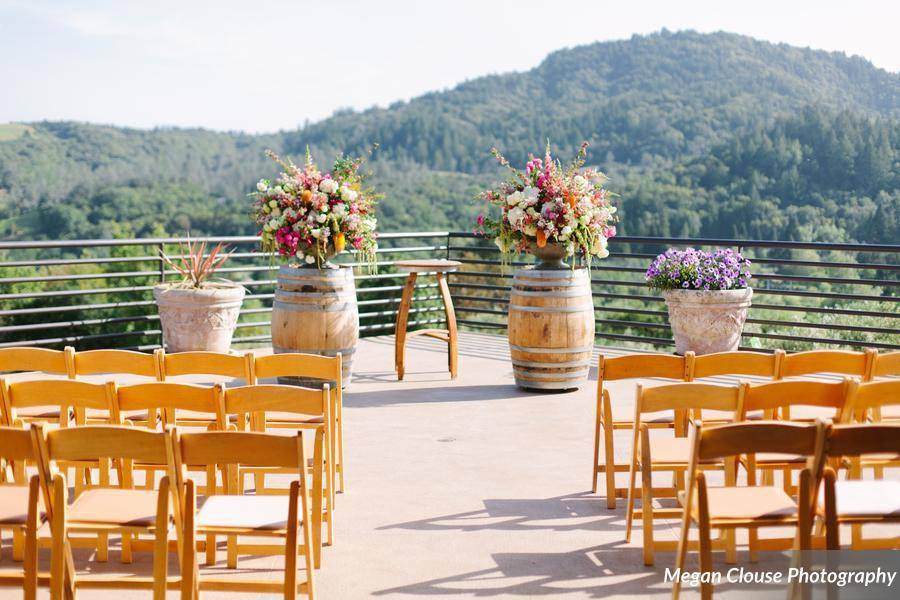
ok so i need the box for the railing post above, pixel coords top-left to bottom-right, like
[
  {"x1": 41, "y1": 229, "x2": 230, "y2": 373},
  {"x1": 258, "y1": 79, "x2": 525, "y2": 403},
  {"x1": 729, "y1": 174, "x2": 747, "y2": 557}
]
[{"x1": 157, "y1": 242, "x2": 165, "y2": 349}]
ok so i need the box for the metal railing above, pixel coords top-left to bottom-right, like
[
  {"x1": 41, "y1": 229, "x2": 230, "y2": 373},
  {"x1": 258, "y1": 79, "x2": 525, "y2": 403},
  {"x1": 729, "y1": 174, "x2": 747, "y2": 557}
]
[{"x1": 1, "y1": 232, "x2": 898, "y2": 351}]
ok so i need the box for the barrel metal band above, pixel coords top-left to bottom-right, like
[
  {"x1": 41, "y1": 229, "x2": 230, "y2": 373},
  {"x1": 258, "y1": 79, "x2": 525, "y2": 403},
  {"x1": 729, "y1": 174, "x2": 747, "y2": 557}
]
[
  {"x1": 508, "y1": 343, "x2": 594, "y2": 354},
  {"x1": 512, "y1": 369, "x2": 589, "y2": 380},
  {"x1": 511, "y1": 359, "x2": 591, "y2": 368},
  {"x1": 508, "y1": 304, "x2": 595, "y2": 313},
  {"x1": 510, "y1": 288, "x2": 589, "y2": 297},
  {"x1": 273, "y1": 345, "x2": 357, "y2": 356},
  {"x1": 273, "y1": 300, "x2": 356, "y2": 312}
]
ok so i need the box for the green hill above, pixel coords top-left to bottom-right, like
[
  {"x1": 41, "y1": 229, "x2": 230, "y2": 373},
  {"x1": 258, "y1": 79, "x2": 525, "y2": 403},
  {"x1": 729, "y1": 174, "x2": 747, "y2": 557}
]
[{"x1": 1, "y1": 30, "x2": 898, "y2": 242}]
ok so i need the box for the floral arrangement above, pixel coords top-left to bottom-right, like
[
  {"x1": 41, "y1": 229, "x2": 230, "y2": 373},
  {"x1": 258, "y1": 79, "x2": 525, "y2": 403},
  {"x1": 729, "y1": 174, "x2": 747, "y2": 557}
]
[
  {"x1": 252, "y1": 149, "x2": 379, "y2": 270},
  {"x1": 476, "y1": 142, "x2": 617, "y2": 266},
  {"x1": 645, "y1": 248, "x2": 752, "y2": 291}
]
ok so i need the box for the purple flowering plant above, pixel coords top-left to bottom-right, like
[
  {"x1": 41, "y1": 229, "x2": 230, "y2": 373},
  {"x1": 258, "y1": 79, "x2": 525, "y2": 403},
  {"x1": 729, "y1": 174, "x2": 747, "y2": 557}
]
[{"x1": 645, "y1": 248, "x2": 751, "y2": 291}]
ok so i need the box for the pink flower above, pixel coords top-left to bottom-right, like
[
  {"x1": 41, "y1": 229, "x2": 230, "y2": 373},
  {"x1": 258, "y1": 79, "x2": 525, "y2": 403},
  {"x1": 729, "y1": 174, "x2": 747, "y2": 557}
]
[
  {"x1": 476, "y1": 214, "x2": 485, "y2": 226},
  {"x1": 605, "y1": 226, "x2": 617, "y2": 238}
]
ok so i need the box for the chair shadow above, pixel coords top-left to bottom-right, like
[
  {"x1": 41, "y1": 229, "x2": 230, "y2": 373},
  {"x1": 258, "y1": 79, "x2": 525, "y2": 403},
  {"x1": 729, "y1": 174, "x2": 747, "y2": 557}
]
[
  {"x1": 372, "y1": 542, "x2": 670, "y2": 597},
  {"x1": 379, "y1": 492, "x2": 624, "y2": 533}
]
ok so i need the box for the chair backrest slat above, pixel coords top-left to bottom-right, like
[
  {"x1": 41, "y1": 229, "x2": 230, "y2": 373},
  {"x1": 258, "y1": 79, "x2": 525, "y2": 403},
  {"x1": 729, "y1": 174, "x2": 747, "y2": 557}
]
[
  {"x1": 4, "y1": 379, "x2": 113, "y2": 410},
  {"x1": 600, "y1": 353, "x2": 686, "y2": 382},
  {"x1": 638, "y1": 382, "x2": 742, "y2": 414},
  {"x1": 697, "y1": 420, "x2": 824, "y2": 460},
  {"x1": 116, "y1": 382, "x2": 221, "y2": 413},
  {"x1": 162, "y1": 351, "x2": 252, "y2": 381},
  {"x1": 178, "y1": 430, "x2": 302, "y2": 468},
  {"x1": 74, "y1": 349, "x2": 160, "y2": 378},
  {"x1": 0, "y1": 426, "x2": 36, "y2": 461},
  {"x1": 224, "y1": 384, "x2": 327, "y2": 418},
  {"x1": 780, "y1": 349, "x2": 870, "y2": 379},
  {"x1": 741, "y1": 380, "x2": 847, "y2": 414},
  {"x1": 0, "y1": 346, "x2": 74, "y2": 376},
  {"x1": 871, "y1": 351, "x2": 900, "y2": 379},
  {"x1": 253, "y1": 352, "x2": 341, "y2": 382},
  {"x1": 827, "y1": 423, "x2": 900, "y2": 457},
  {"x1": 689, "y1": 351, "x2": 782, "y2": 379},
  {"x1": 44, "y1": 425, "x2": 168, "y2": 464}
]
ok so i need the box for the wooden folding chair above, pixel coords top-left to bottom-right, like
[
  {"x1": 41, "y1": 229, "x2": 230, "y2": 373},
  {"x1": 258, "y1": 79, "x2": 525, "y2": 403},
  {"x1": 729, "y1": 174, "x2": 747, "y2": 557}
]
[
  {"x1": 592, "y1": 352, "x2": 691, "y2": 508},
  {"x1": 740, "y1": 380, "x2": 849, "y2": 491},
  {"x1": 115, "y1": 382, "x2": 226, "y2": 564},
  {"x1": 0, "y1": 347, "x2": 75, "y2": 424},
  {"x1": 73, "y1": 348, "x2": 164, "y2": 425},
  {"x1": 821, "y1": 423, "x2": 900, "y2": 550},
  {"x1": 171, "y1": 428, "x2": 321, "y2": 599},
  {"x1": 779, "y1": 349, "x2": 874, "y2": 381},
  {"x1": 624, "y1": 383, "x2": 744, "y2": 565},
  {"x1": 0, "y1": 426, "x2": 42, "y2": 599},
  {"x1": 31, "y1": 423, "x2": 177, "y2": 600},
  {"x1": 224, "y1": 383, "x2": 334, "y2": 550},
  {"x1": 866, "y1": 351, "x2": 900, "y2": 423},
  {"x1": 253, "y1": 352, "x2": 344, "y2": 493},
  {"x1": 672, "y1": 420, "x2": 827, "y2": 600},
  {"x1": 160, "y1": 350, "x2": 255, "y2": 427}
]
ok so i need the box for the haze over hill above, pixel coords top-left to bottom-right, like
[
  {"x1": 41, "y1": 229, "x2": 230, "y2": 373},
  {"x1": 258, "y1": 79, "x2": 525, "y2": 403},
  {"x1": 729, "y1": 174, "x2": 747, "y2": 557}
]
[{"x1": 1, "y1": 30, "x2": 898, "y2": 243}]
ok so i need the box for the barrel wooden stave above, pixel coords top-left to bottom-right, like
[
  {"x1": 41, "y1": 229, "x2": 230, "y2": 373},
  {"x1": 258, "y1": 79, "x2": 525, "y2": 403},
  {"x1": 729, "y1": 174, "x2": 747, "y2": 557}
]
[
  {"x1": 271, "y1": 265, "x2": 358, "y2": 388},
  {"x1": 508, "y1": 268, "x2": 595, "y2": 391}
]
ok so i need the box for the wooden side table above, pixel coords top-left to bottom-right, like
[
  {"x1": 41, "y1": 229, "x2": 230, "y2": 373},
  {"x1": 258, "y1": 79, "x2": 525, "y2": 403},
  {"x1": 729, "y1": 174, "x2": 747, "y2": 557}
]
[{"x1": 394, "y1": 260, "x2": 461, "y2": 380}]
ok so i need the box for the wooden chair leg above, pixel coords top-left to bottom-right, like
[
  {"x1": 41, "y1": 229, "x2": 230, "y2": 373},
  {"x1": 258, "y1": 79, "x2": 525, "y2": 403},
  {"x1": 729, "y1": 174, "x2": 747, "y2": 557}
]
[
  {"x1": 153, "y1": 479, "x2": 170, "y2": 600},
  {"x1": 181, "y1": 481, "x2": 198, "y2": 600},
  {"x1": 24, "y1": 477, "x2": 39, "y2": 600},
  {"x1": 640, "y1": 428, "x2": 654, "y2": 566},
  {"x1": 50, "y1": 477, "x2": 69, "y2": 600},
  {"x1": 12, "y1": 528, "x2": 24, "y2": 561},
  {"x1": 285, "y1": 482, "x2": 300, "y2": 600},
  {"x1": 591, "y1": 393, "x2": 603, "y2": 494},
  {"x1": 602, "y1": 395, "x2": 617, "y2": 509},
  {"x1": 697, "y1": 481, "x2": 714, "y2": 600},
  {"x1": 672, "y1": 494, "x2": 692, "y2": 600},
  {"x1": 227, "y1": 534, "x2": 238, "y2": 569}
]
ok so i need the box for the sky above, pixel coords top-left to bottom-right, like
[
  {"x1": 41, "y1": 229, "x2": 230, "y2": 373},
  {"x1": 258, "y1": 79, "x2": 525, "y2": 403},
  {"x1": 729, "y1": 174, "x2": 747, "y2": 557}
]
[{"x1": 1, "y1": 0, "x2": 897, "y2": 133}]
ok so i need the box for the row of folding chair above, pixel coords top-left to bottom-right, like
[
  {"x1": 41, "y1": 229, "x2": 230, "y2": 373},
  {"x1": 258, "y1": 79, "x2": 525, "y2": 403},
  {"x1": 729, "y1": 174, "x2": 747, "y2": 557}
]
[
  {"x1": 0, "y1": 378, "x2": 337, "y2": 559},
  {"x1": 624, "y1": 378, "x2": 900, "y2": 568},
  {"x1": 0, "y1": 423, "x2": 324, "y2": 600},
  {"x1": 0, "y1": 346, "x2": 346, "y2": 494},
  {"x1": 592, "y1": 348, "x2": 900, "y2": 508},
  {"x1": 671, "y1": 419, "x2": 900, "y2": 600}
]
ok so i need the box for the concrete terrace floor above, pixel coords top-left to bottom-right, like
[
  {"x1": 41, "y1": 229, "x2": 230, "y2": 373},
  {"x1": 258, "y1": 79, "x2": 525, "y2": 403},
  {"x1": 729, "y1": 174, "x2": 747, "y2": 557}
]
[{"x1": 6, "y1": 331, "x2": 898, "y2": 599}]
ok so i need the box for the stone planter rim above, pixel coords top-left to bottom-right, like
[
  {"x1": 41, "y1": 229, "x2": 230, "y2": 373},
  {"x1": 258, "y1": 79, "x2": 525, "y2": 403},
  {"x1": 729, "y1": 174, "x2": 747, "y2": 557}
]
[
  {"x1": 153, "y1": 282, "x2": 246, "y2": 305},
  {"x1": 662, "y1": 287, "x2": 753, "y2": 305}
]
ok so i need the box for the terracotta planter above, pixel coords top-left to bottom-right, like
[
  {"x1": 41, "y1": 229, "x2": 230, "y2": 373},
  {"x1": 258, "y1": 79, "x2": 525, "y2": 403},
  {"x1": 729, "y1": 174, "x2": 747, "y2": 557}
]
[
  {"x1": 154, "y1": 284, "x2": 245, "y2": 352},
  {"x1": 662, "y1": 288, "x2": 753, "y2": 355}
]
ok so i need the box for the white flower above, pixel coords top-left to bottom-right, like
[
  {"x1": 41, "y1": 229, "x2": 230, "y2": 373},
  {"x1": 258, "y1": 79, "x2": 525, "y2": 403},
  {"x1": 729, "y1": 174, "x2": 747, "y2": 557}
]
[
  {"x1": 341, "y1": 186, "x2": 358, "y2": 202},
  {"x1": 295, "y1": 249, "x2": 305, "y2": 258},
  {"x1": 507, "y1": 191, "x2": 524, "y2": 206},
  {"x1": 506, "y1": 206, "x2": 525, "y2": 227},
  {"x1": 271, "y1": 207, "x2": 281, "y2": 217},
  {"x1": 272, "y1": 186, "x2": 283, "y2": 195},
  {"x1": 256, "y1": 180, "x2": 268, "y2": 192},
  {"x1": 311, "y1": 228, "x2": 322, "y2": 239},
  {"x1": 522, "y1": 186, "x2": 539, "y2": 203},
  {"x1": 316, "y1": 212, "x2": 327, "y2": 223},
  {"x1": 332, "y1": 204, "x2": 346, "y2": 217},
  {"x1": 524, "y1": 223, "x2": 537, "y2": 236},
  {"x1": 305, "y1": 254, "x2": 315, "y2": 264},
  {"x1": 319, "y1": 179, "x2": 338, "y2": 195},
  {"x1": 268, "y1": 199, "x2": 278, "y2": 209},
  {"x1": 573, "y1": 175, "x2": 588, "y2": 192},
  {"x1": 591, "y1": 235, "x2": 609, "y2": 257},
  {"x1": 561, "y1": 225, "x2": 573, "y2": 239}
]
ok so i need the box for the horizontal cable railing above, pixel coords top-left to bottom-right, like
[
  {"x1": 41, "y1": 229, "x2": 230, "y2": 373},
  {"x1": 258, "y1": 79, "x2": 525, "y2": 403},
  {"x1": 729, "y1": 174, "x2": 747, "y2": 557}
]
[{"x1": 1, "y1": 232, "x2": 898, "y2": 352}]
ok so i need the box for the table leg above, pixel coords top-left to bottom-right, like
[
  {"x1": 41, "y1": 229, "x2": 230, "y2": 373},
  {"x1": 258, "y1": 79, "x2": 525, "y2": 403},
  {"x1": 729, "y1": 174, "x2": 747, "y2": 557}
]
[
  {"x1": 395, "y1": 273, "x2": 417, "y2": 380},
  {"x1": 437, "y1": 272, "x2": 458, "y2": 379}
]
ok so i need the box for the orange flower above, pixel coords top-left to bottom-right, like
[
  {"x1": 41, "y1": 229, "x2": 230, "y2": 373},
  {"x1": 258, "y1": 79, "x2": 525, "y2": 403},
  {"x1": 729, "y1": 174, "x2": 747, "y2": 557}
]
[
  {"x1": 565, "y1": 190, "x2": 577, "y2": 209},
  {"x1": 536, "y1": 229, "x2": 547, "y2": 248},
  {"x1": 334, "y1": 232, "x2": 346, "y2": 253},
  {"x1": 301, "y1": 190, "x2": 312, "y2": 203}
]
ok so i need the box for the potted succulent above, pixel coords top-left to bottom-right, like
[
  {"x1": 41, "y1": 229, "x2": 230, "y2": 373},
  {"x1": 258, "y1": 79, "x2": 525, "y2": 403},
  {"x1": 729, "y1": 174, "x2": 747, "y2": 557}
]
[
  {"x1": 646, "y1": 248, "x2": 753, "y2": 355},
  {"x1": 154, "y1": 239, "x2": 245, "y2": 352}
]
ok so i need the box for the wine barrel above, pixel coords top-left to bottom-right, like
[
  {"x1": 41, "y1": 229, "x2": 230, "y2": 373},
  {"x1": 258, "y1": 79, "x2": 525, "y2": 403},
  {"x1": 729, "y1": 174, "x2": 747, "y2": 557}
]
[
  {"x1": 507, "y1": 267, "x2": 595, "y2": 391},
  {"x1": 271, "y1": 265, "x2": 358, "y2": 388}
]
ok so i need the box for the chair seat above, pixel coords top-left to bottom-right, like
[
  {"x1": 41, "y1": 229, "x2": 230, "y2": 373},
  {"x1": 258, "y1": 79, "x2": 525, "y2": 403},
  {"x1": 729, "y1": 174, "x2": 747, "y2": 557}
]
[
  {"x1": 682, "y1": 486, "x2": 797, "y2": 522},
  {"x1": 85, "y1": 408, "x2": 149, "y2": 422},
  {"x1": 14, "y1": 406, "x2": 63, "y2": 420},
  {"x1": 265, "y1": 412, "x2": 325, "y2": 425},
  {"x1": 646, "y1": 437, "x2": 715, "y2": 465},
  {"x1": 68, "y1": 488, "x2": 161, "y2": 528},
  {"x1": 859, "y1": 452, "x2": 900, "y2": 464},
  {"x1": 0, "y1": 485, "x2": 43, "y2": 525},
  {"x1": 753, "y1": 452, "x2": 806, "y2": 463},
  {"x1": 196, "y1": 495, "x2": 297, "y2": 531},
  {"x1": 819, "y1": 480, "x2": 900, "y2": 518}
]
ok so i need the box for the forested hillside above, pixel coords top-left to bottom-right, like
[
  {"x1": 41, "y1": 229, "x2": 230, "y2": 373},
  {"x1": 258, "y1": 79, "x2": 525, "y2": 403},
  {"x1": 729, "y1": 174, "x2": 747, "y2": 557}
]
[{"x1": 1, "y1": 30, "x2": 898, "y2": 242}]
